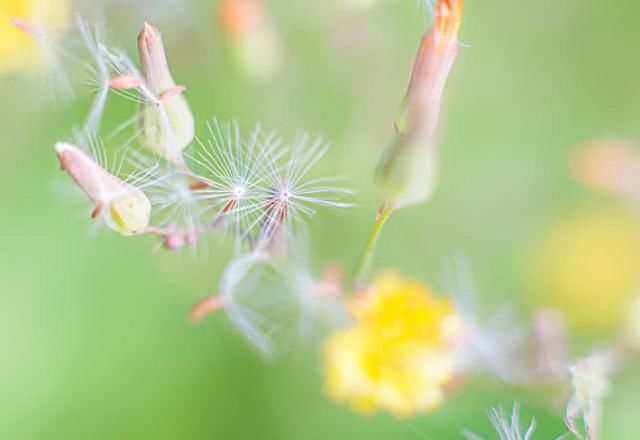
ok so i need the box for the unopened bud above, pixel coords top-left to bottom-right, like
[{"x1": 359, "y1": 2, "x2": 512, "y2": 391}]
[
  {"x1": 55, "y1": 142, "x2": 151, "y2": 236},
  {"x1": 218, "y1": 0, "x2": 284, "y2": 80},
  {"x1": 138, "y1": 23, "x2": 194, "y2": 167},
  {"x1": 375, "y1": 0, "x2": 462, "y2": 207},
  {"x1": 164, "y1": 234, "x2": 185, "y2": 250}
]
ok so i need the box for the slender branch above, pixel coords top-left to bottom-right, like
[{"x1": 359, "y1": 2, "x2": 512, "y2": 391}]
[{"x1": 351, "y1": 202, "x2": 395, "y2": 290}]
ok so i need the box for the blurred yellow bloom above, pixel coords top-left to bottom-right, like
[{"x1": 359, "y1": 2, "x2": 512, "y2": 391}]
[
  {"x1": 0, "y1": 0, "x2": 70, "y2": 73},
  {"x1": 528, "y1": 207, "x2": 640, "y2": 331},
  {"x1": 324, "y1": 272, "x2": 460, "y2": 417}
]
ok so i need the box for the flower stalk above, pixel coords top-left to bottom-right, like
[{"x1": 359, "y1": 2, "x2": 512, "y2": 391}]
[{"x1": 351, "y1": 203, "x2": 395, "y2": 289}]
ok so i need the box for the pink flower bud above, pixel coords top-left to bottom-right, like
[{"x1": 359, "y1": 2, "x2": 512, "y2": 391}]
[
  {"x1": 164, "y1": 234, "x2": 186, "y2": 250},
  {"x1": 55, "y1": 142, "x2": 151, "y2": 236},
  {"x1": 137, "y1": 23, "x2": 194, "y2": 167}
]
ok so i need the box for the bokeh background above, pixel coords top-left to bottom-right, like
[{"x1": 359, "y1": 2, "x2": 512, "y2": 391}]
[{"x1": 2, "y1": 0, "x2": 640, "y2": 438}]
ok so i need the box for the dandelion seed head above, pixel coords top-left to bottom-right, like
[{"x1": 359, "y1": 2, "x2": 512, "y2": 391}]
[
  {"x1": 191, "y1": 120, "x2": 352, "y2": 252},
  {"x1": 464, "y1": 403, "x2": 536, "y2": 440}
]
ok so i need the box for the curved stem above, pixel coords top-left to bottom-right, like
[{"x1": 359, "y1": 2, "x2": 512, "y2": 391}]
[{"x1": 351, "y1": 202, "x2": 395, "y2": 290}]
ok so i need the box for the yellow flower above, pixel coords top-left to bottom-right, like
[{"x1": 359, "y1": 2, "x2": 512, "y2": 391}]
[
  {"x1": 324, "y1": 272, "x2": 460, "y2": 417},
  {"x1": 527, "y1": 206, "x2": 640, "y2": 331},
  {"x1": 0, "y1": 0, "x2": 70, "y2": 73}
]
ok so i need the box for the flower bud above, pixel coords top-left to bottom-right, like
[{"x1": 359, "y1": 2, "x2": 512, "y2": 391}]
[
  {"x1": 55, "y1": 142, "x2": 151, "y2": 236},
  {"x1": 138, "y1": 23, "x2": 194, "y2": 167},
  {"x1": 375, "y1": 0, "x2": 462, "y2": 207},
  {"x1": 218, "y1": 0, "x2": 284, "y2": 81}
]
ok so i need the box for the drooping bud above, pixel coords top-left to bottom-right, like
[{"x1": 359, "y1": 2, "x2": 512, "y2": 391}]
[
  {"x1": 375, "y1": 0, "x2": 462, "y2": 207},
  {"x1": 137, "y1": 23, "x2": 194, "y2": 167},
  {"x1": 55, "y1": 142, "x2": 151, "y2": 236}
]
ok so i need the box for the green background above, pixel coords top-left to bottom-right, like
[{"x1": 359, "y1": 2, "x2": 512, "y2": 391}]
[{"x1": 1, "y1": 0, "x2": 639, "y2": 438}]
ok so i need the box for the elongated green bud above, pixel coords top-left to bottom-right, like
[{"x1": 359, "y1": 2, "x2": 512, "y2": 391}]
[{"x1": 375, "y1": 0, "x2": 462, "y2": 207}]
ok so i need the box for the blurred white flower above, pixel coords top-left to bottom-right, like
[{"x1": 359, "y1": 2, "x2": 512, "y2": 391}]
[
  {"x1": 440, "y1": 256, "x2": 530, "y2": 383},
  {"x1": 565, "y1": 350, "x2": 617, "y2": 440}
]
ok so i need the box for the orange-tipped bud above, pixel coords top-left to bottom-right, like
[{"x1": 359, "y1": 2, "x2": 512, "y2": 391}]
[
  {"x1": 375, "y1": 0, "x2": 463, "y2": 207},
  {"x1": 399, "y1": 0, "x2": 462, "y2": 136}
]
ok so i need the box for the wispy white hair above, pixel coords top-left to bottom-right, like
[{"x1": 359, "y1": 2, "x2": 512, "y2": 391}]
[
  {"x1": 464, "y1": 403, "x2": 537, "y2": 440},
  {"x1": 440, "y1": 255, "x2": 530, "y2": 383}
]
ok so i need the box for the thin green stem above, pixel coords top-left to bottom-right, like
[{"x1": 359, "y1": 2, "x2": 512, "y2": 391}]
[{"x1": 351, "y1": 202, "x2": 395, "y2": 290}]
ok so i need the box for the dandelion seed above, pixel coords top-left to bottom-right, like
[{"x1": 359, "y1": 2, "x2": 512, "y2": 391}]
[
  {"x1": 55, "y1": 141, "x2": 152, "y2": 236},
  {"x1": 193, "y1": 235, "x2": 350, "y2": 356},
  {"x1": 188, "y1": 120, "x2": 280, "y2": 251},
  {"x1": 375, "y1": 0, "x2": 463, "y2": 207},
  {"x1": 189, "y1": 121, "x2": 353, "y2": 252},
  {"x1": 76, "y1": 16, "x2": 110, "y2": 137},
  {"x1": 124, "y1": 149, "x2": 208, "y2": 250},
  {"x1": 464, "y1": 403, "x2": 537, "y2": 440},
  {"x1": 3, "y1": 0, "x2": 73, "y2": 99},
  {"x1": 216, "y1": 251, "x2": 309, "y2": 359},
  {"x1": 253, "y1": 132, "x2": 354, "y2": 251},
  {"x1": 324, "y1": 271, "x2": 461, "y2": 417}
]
